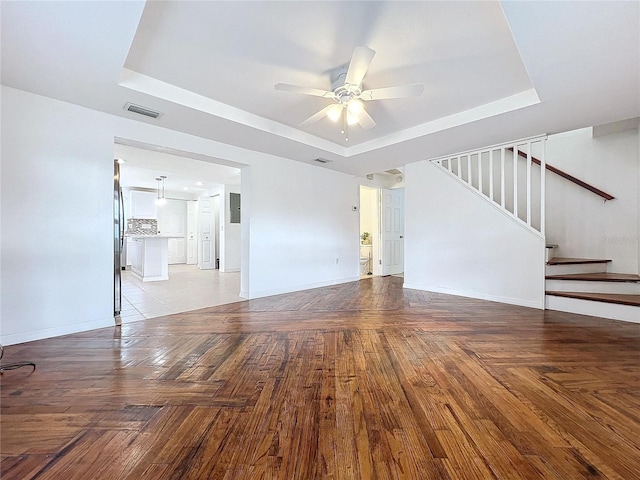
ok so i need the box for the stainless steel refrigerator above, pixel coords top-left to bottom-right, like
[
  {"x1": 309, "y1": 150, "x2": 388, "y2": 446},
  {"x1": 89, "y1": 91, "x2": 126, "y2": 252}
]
[{"x1": 113, "y1": 159, "x2": 123, "y2": 325}]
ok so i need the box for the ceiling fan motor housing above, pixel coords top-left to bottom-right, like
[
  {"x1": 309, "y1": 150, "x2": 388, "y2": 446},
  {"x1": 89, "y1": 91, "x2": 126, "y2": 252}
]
[
  {"x1": 330, "y1": 65, "x2": 365, "y2": 105},
  {"x1": 334, "y1": 84, "x2": 362, "y2": 104}
]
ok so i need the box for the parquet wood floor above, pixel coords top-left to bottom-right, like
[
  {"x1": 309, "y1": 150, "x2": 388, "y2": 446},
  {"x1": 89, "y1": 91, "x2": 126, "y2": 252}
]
[{"x1": 1, "y1": 277, "x2": 639, "y2": 479}]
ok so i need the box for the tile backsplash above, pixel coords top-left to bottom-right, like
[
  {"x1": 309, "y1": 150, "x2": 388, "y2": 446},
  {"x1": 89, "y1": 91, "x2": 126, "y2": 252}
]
[{"x1": 126, "y1": 218, "x2": 158, "y2": 235}]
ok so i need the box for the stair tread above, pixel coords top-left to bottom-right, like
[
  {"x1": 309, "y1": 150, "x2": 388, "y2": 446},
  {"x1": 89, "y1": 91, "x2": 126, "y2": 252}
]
[
  {"x1": 545, "y1": 273, "x2": 640, "y2": 282},
  {"x1": 546, "y1": 291, "x2": 640, "y2": 307},
  {"x1": 547, "y1": 257, "x2": 612, "y2": 265}
]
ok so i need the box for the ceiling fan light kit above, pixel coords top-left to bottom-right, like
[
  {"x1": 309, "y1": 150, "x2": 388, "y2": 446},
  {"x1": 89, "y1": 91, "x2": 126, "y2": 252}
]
[
  {"x1": 327, "y1": 104, "x2": 342, "y2": 122},
  {"x1": 275, "y1": 45, "x2": 424, "y2": 142}
]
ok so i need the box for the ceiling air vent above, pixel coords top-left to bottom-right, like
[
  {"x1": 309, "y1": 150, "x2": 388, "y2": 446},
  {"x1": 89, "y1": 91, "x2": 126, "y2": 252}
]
[
  {"x1": 123, "y1": 103, "x2": 162, "y2": 119},
  {"x1": 313, "y1": 158, "x2": 332, "y2": 164}
]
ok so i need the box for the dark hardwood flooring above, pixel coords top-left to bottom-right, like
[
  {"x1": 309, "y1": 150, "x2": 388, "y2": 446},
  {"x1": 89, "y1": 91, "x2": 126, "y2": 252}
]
[{"x1": 1, "y1": 277, "x2": 639, "y2": 479}]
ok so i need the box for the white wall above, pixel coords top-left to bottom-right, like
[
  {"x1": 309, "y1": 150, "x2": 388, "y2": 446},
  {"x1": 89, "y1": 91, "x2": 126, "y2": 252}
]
[
  {"x1": 359, "y1": 186, "x2": 376, "y2": 238},
  {"x1": 1, "y1": 86, "x2": 359, "y2": 344},
  {"x1": 545, "y1": 127, "x2": 639, "y2": 273},
  {"x1": 404, "y1": 160, "x2": 545, "y2": 309},
  {"x1": 204, "y1": 184, "x2": 241, "y2": 273},
  {"x1": 1, "y1": 88, "x2": 116, "y2": 344},
  {"x1": 242, "y1": 157, "x2": 359, "y2": 298},
  {"x1": 222, "y1": 185, "x2": 241, "y2": 273}
]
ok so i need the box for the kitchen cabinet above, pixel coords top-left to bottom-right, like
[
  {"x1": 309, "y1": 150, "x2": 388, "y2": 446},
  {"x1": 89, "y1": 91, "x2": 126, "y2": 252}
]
[
  {"x1": 126, "y1": 238, "x2": 135, "y2": 267},
  {"x1": 129, "y1": 236, "x2": 169, "y2": 282},
  {"x1": 130, "y1": 190, "x2": 157, "y2": 219}
]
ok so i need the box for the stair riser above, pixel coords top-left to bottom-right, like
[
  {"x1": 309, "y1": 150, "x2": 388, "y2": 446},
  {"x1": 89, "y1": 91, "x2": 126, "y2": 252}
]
[
  {"x1": 545, "y1": 247, "x2": 556, "y2": 263},
  {"x1": 545, "y1": 263, "x2": 608, "y2": 275},
  {"x1": 545, "y1": 280, "x2": 640, "y2": 295},
  {"x1": 545, "y1": 296, "x2": 640, "y2": 323}
]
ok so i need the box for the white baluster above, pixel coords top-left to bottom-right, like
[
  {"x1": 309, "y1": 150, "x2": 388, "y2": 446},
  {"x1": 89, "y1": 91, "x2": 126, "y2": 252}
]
[
  {"x1": 501, "y1": 147, "x2": 506, "y2": 208},
  {"x1": 489, "y1": 150, "x2": 494, "y2": 202},
  {"x1": 540, "y1": 140, "x2": 546, "y2": 236},
  {"x1": 513, "y1": 145, "x2": 518, "y2": 218},
  {"x1": 478, "y1": 152, "x2": 483, "y2": 194},
  {"x1": 526, "y1": 143, "x2": 532, "y2": 226}
]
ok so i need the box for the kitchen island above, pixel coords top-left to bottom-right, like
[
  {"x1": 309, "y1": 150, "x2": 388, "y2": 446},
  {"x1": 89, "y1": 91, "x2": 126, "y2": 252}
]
[{"x1": 128, "y1": 235, "x2": 170, "y2": 282}]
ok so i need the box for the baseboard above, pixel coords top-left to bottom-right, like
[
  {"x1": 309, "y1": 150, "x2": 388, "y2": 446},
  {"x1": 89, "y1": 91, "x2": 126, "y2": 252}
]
[
  {"x1": 402, "y1": 282, "x2": 544, "y2": 310},
  {"x1": 221, "y1": 267, "x2": 240, "y2": 273},
  {"x1": 246, "y1": 276, "x2": 360, "y2": 300},
  {"x1": 0, "y1": 317, "x2": 116, "y2": 346}
]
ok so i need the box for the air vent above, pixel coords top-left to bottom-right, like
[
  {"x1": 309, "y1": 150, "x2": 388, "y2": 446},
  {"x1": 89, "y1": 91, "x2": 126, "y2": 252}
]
[
  {"x1": 123, "y1": 103, "x2": 162, "y2": 119},
  {"x1": 385, "y1": 168, "x2": 402, "y2": 175},
  {"x1": 313, "y1": 158, "x2": 332, "y2": 164}
]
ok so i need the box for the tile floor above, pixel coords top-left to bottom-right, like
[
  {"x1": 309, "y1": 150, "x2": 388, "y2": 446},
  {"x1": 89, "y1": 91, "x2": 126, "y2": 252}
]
[{"x1": 120, "y1": 264, "x2": 243, "y2": 322}]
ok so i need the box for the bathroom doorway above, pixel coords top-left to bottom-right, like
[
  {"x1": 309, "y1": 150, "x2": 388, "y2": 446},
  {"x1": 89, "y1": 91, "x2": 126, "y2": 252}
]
[{"x1": 359, "y1": 186, "x2": 380, "y2": 278}]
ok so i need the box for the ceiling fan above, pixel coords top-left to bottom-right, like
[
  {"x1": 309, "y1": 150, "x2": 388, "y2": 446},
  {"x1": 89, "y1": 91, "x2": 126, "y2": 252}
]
[{"x1": 275, "y1": 46, "x2": 424, "y2": 141}]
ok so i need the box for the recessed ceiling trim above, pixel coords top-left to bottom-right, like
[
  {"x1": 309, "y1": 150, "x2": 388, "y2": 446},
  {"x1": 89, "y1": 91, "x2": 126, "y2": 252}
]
[
  {"x1": 346, "y1": 88, "x2": 541, "y2": 157},
  {"x1": 119, "y1": 68, "x2": 540, "y2": 161},
  {"x1": 119, "y1": 68, "x2": 347, "y2": 157}
]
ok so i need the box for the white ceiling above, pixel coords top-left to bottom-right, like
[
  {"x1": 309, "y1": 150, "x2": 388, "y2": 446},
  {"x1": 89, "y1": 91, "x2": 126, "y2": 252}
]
[
  {"x1": 2, "y1": 1, "x2": 638, "y2": 177},
  {"x1": 115, "y1": 144, "x2": 241, "y2": 194}
]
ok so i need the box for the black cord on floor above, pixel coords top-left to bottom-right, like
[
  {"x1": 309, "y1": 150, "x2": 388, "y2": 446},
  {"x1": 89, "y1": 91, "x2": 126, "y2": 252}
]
[{"x1": 0, "y1": 344, "x2": 36, "y2": 374}]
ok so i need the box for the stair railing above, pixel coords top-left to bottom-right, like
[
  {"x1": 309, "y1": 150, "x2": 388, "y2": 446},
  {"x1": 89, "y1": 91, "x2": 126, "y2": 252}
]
[
  {"x1": 508, "y1": 148, "x2": 615, "y2": 201},
  {"x1": 430, "y1": 136, "x2": 547, "y2": 236}
]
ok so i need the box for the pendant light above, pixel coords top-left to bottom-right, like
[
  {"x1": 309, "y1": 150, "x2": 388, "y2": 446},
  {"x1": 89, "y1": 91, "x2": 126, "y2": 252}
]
[{"x1": 155, "y1": 176, "x2": 167, "y2": 206}]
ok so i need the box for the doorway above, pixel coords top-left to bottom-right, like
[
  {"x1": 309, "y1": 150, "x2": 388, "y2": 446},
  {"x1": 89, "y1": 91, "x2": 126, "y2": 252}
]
[
  {"x1": 359, "y1": 185, "x2": 405, "y2": 278},
  {"x1": 114, "y1": 140, "x2": 245, "y2": 322},
  {"x1": 359, "y1": 186, "x2": 379, "y2": 277}
]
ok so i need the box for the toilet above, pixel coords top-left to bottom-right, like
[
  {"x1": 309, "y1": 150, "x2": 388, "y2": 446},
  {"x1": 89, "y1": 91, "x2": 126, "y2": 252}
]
[
  {"x1": 360, "y1": 245, "x2": 372, "y2": 275},
  {"x1": 360, "y1": 256, "x2": 369, "y2": 274}
]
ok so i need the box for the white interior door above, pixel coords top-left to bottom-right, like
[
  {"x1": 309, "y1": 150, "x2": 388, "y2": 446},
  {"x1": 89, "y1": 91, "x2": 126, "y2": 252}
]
[
  {"x1": 381, "y1": 188, "x2": 404, "y2": 276},
  {"x1": 157, "y1": 199, "x2": 187, "y2": 264},
  {"x1": 187, "y1": 201, "x2": 198, "y2": 265},
  {"x1": 198, "y1": 197, "x2": 215, "y2": 270}
]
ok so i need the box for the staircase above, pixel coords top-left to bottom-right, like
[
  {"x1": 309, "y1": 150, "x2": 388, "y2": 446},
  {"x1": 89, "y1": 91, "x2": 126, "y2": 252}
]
[
  {"x1": 429, "y1": 135, "x2": 639, "y2": 324},
  {"x1": 545, "y1": 246, "x2": 640, "y2": 323}
]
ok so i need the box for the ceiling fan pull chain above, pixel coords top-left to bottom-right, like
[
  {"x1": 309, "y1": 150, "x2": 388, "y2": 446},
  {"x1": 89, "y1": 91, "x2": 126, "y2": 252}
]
[{"x1": 343, "y1": 107, "x2": 349, "y2": 141}]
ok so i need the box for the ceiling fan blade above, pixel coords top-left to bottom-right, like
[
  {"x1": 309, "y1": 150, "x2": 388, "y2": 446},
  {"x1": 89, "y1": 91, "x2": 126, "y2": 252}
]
[
  {"x1": 358, "y1": 108, "x2": 376, "y2": 130},
  {"x1": 275, "y1": 83, "x2": 335, "y2": 99},
  {"x1": 300, "y1": 104, "x2": 339, "y2": 126},
  {"x1": 360, "y1": 83, "x2": 424, "y2": 101},
  {"x1": 345, "y1": 46, "x2": 376, "y2": 86}
]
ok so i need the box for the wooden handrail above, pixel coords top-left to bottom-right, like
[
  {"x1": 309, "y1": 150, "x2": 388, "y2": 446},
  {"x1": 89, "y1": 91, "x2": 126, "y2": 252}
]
[{"x1": 510, "y1": 148, "x2": 615, "y2": 201}]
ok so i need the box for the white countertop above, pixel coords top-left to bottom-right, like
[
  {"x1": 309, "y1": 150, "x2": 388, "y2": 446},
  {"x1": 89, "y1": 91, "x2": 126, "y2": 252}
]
[{"x1": 126, "y1": 234, "x2": 183, "y2": 239}]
